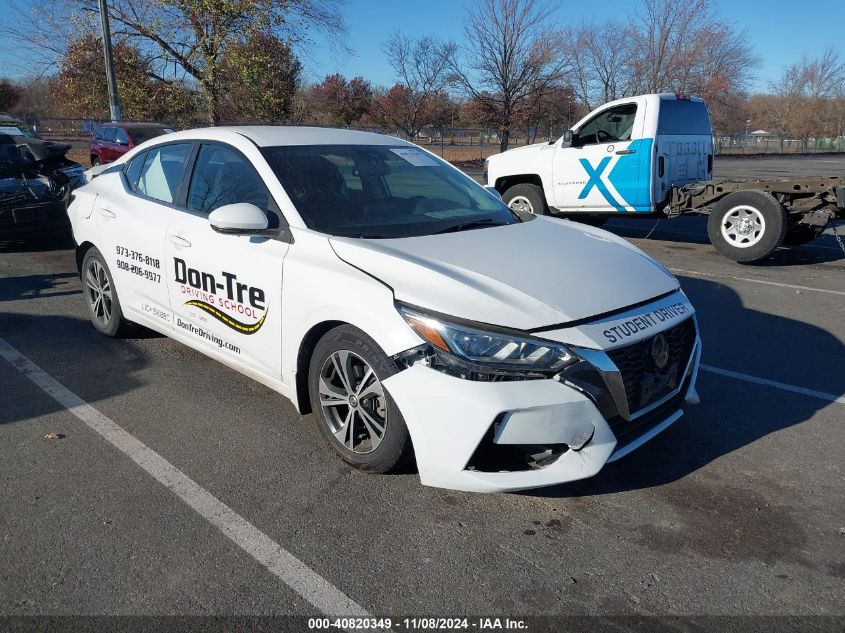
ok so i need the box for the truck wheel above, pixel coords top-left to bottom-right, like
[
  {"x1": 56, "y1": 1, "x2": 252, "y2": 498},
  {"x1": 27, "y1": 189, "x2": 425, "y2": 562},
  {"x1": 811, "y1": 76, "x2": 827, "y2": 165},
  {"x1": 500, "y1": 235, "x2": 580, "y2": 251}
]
[
  {"x1": 503, "y1": 183, "x2": 548, "y2": 215},
  {"x1": 707, "y1": 191, "x2": 787, "y2": 263}
]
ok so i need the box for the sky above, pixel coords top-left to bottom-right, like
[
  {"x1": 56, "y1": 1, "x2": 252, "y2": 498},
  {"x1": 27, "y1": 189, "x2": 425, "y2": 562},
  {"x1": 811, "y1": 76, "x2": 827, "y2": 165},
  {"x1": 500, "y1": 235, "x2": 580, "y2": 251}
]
[{"x1": 0, "y1": 0, "x2": 842, "y2": 92}]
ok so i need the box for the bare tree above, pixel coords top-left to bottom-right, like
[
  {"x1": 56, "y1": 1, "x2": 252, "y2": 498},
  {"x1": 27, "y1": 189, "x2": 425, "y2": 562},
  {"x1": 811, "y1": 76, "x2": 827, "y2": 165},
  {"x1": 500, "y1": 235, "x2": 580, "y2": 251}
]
[
  {"x1": 450, "y1": 0, "x2": 569, "y2": 151},
  {"x1": 630, "y1": 0, "x2": 711, "y2": 94},
  {"x1": 569, "y1": 21, "x2": 635, "y2": 110},
  {"x1": 374, "y1": 33, "x2": 455, "y2": 139},
  {"x1": 763, "y1": 49, "x2": 845, "y2": 143}
]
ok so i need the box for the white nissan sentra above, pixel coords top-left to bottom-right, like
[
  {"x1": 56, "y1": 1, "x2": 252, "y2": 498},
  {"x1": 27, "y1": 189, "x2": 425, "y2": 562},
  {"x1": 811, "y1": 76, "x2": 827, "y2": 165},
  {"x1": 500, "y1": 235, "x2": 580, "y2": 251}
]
[{"x1": 68, "y1": 127, "x2": 701, "y2": 493}]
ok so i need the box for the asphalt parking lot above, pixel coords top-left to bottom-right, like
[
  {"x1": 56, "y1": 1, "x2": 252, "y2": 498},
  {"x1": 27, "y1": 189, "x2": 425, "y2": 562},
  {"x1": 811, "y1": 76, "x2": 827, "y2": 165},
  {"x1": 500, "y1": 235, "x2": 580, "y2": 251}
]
[{"x1": 1, "y1": 155, "x2": 843, "y2": 631}]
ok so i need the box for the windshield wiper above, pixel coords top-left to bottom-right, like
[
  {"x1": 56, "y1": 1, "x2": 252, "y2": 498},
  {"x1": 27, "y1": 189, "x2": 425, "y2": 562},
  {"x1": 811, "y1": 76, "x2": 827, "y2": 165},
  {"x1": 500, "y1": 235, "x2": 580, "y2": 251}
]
[{"x1": 433, "y1": 218, "x2": 508, "y2": 234}]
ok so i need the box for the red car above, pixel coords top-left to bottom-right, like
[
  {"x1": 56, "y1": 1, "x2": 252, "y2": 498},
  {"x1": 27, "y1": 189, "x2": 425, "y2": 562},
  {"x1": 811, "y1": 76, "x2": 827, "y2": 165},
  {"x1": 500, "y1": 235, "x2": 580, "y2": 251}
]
[{"x1": 89, "y1": 122, "x2": 174, "y2": 166}]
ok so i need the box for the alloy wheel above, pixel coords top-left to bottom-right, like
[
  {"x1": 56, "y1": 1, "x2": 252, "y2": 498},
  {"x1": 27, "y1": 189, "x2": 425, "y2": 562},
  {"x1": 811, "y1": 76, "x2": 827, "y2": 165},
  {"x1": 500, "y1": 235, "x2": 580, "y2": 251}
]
[
  {"x1": 85, "y1": 259, "x2": 113, "y2": 326},
  {"x1": 318, "y1": 350, "x2": 387, "y2": 454}
]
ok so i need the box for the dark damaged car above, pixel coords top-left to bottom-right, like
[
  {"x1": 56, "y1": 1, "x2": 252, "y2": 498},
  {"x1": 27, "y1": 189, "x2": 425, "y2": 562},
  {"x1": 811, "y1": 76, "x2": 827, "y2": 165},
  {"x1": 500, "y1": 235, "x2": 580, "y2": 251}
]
[{"x1": 0, "y1": 126, "x2": 85, "y2": 242}]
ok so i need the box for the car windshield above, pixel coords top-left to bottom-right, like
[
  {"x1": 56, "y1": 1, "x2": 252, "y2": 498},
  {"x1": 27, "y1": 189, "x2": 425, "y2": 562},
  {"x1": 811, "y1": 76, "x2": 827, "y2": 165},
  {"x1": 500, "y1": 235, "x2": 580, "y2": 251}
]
[
  {"x1": 128, "y1": 127, "x2": 172, "y2": 144},
  {"x1": 261, "y1": 144, "x2": 518, "y2": 238}
]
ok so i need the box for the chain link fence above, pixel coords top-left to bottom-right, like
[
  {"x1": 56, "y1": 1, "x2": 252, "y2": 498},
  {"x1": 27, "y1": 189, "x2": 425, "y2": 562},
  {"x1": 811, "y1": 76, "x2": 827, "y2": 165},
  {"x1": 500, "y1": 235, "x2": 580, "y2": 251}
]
[{"x1": 22, "y1": 116, "x2": 845, "y2": 164}]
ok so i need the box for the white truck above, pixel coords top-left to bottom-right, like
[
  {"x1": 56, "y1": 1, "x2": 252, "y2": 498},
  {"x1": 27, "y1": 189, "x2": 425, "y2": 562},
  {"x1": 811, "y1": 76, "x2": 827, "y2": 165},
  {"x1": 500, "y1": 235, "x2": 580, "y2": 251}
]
[{"x1": 485, "y1": 93, "x2": 845, "y2": 263}]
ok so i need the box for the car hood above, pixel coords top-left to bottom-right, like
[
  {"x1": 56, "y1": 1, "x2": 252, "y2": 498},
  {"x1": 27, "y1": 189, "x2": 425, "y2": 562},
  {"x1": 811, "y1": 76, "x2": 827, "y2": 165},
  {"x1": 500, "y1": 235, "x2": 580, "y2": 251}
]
[{"x1": 329, "y1": 217, "x2": 680, "y2": 331}]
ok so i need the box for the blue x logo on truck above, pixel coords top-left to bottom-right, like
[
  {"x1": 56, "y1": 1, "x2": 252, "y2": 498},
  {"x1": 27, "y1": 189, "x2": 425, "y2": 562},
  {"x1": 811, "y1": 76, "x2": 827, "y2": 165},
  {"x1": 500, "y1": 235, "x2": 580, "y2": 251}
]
[{"x1": 578, "y1": 157, "x2": 626, "y2": 212}]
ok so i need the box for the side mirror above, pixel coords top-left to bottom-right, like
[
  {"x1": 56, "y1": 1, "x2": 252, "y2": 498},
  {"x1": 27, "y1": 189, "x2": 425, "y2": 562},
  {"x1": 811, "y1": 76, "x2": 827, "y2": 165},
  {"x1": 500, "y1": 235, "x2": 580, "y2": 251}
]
[
  {"x1": 117, "y1": 139, "x2": 129, "y2": 146},
  {"x1": 484, "y1": 185, "x2": 502, "y2": 200},
  {"x1": 209, "y1": 203, "x2": 269, "y2": 235},
  {"x1": 565, "y1": 129, "x2": 577, "y2": 145}
]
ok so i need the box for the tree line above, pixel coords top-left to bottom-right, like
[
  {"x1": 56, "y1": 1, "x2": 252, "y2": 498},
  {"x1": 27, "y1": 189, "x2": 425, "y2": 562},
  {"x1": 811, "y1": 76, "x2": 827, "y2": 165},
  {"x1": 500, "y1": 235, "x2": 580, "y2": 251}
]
[{"x1": 1, "y1": 0, "x2": 843, "y2": 152}]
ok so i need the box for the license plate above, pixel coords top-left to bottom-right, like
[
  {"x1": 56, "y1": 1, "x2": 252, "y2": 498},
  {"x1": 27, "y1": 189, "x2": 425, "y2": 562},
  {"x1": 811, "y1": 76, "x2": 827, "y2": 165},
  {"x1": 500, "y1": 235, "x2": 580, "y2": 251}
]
[{"x1": 639, "y1": 363, "x2": 680, "y2": 407}]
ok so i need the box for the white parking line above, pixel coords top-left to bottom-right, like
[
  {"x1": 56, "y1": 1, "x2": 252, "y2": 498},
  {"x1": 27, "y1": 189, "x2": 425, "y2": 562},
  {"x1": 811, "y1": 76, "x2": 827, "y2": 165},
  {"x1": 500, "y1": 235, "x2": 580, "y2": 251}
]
[
  {"x1": 701, "y1": 364, "x2": 845, "y2": 405},
  {"x1": 670, "y1": 268, "x2": 845, "y2": 296},
  {"x1": 0, "y1": 337, "x2": 369, "y2": 624}
]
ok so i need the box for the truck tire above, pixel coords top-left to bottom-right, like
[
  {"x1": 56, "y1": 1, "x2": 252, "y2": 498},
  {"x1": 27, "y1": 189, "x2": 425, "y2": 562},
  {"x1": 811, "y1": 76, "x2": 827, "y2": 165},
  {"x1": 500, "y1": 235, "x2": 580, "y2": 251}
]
[
  {"x1": 502, "y1": 183, "x2": 549, "y2": 215},
  {"x1": 707, "y1": 191, "x2": 787, "y2": 263}
]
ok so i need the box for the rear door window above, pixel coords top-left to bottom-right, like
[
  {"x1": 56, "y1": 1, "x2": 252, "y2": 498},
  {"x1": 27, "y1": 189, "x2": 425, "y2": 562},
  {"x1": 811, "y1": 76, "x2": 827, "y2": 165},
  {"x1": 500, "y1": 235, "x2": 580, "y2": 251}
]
[
  {"x1": 657, "y1": 99, "x2": 712, "y2": 135},
  {"x1": 102, "y1": 127, "x2": 117, "y2": 143},
  {"x1": 114, "y1": 128, "x2": 129, "y2": 145},
  {"x1": 135, "y1": 143, "x2": 193, "y2": 204},
  {"x1": 124, "y1": 151, "x2": 147, "y2": 191}
]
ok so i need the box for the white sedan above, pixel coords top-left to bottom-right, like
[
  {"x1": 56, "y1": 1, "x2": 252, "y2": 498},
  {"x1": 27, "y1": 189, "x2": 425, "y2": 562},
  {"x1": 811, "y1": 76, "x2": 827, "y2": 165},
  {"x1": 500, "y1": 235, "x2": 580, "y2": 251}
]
[{"x1": 68, "y1": 126, "x2": 701, "y2": 493}]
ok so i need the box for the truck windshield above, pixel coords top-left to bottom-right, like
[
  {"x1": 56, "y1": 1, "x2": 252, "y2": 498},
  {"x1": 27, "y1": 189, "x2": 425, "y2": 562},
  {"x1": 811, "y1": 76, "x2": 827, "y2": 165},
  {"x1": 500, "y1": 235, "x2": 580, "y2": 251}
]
[
  {"x1": 262, "y1": 144, "x2": 518, "y2": 238},
  {"x1": 657, "y1": 99, "x2": 712, "y2": 136}
]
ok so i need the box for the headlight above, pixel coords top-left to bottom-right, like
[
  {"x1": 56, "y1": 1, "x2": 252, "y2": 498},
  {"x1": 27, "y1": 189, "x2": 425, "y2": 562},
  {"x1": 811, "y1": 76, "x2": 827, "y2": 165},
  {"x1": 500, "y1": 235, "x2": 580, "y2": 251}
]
[{"x1": 397, "y1": 304, "x2": 577, "y2": 380}]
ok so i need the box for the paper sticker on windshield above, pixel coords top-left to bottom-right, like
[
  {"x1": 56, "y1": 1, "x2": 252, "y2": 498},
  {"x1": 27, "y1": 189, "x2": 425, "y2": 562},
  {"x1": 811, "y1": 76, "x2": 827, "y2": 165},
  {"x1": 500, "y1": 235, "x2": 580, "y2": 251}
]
[{"x1": 390, "y1": 148, "x2": 439, "y2": 167}]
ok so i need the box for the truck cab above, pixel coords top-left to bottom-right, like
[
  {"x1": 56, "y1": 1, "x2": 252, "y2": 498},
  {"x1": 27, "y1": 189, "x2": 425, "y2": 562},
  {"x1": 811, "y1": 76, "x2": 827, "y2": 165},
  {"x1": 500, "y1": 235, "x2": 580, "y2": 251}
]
[{"x1": 487, "y1": 94, "x2": 714, "y2": 216}]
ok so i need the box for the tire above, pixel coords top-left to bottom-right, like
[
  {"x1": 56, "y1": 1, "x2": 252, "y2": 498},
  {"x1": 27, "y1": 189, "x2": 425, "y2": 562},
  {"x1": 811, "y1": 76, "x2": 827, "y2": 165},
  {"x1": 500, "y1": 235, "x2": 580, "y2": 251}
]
[
  {"x1": 783, "y1": 225, "x2": 818, "y2": 246},
  {"x1": 308, "y1": 325, "x2": 413, "y2": 473},
  {"x1": 502, "y1": 183, "x2": 549, "y2": 215},
  {"x1": 90, "y1": 156, "x2": 100, "y2": 167},
  {"x1": 81, "y1": 247, "x2": 133, "y2": 337},
  {"x1": 707, "y1": 191, "x2": 787, "y2": 263}
]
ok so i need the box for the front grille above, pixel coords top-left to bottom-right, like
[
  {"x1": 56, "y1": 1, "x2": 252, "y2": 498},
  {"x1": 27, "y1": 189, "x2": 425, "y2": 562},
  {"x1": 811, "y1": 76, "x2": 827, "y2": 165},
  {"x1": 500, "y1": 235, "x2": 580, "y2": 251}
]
[{"x1": 606, "y1": 317, "x2": 696, "y2": 416}]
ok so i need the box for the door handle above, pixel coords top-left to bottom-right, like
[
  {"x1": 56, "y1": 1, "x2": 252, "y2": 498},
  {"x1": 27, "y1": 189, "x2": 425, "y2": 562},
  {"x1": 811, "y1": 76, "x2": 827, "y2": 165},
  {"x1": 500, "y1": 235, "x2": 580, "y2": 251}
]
[
  {"x1": 616, "y1": 149, "x2": 636, "y2": 155},
  {"x1": 98, "y1": 208, "x2": 116, "y2": 219},
  {"x1": 167, "y1": 235, "x2": 192, "y2": 248}
]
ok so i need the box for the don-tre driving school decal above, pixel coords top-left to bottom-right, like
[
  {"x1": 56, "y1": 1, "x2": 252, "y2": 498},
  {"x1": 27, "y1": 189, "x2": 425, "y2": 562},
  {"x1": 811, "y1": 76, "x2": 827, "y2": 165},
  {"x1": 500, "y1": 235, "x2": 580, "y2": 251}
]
[{"x1": 173, "y1": 258, "x2": 267, "y2": 335}]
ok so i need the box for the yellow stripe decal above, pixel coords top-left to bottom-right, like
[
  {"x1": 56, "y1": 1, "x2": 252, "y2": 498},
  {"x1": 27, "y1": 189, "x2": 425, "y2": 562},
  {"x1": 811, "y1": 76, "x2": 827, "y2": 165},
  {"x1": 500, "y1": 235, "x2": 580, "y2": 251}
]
[{"x1": 184, "y1": 300, "x2": 266, "y2": 335}]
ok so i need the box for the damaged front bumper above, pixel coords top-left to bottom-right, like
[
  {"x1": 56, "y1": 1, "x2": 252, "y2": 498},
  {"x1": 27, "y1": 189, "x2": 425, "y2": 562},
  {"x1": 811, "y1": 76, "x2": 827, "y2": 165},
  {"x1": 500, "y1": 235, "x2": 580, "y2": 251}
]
[{"x1": 382, "y1": 313, "x2": 702, "y2": 493}]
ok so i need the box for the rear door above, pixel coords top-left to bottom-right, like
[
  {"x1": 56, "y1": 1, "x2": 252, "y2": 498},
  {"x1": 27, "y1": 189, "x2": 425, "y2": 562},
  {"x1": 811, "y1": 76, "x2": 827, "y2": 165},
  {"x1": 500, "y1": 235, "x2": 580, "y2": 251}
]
[
  {"x1": 93, "y1": 142, "x2": 195, "y2": 329},
  {"x1": 100, "y1": 127, "x2": 118, "y2": 163},
  {"x1": 552, "y1": 99, "x2": 652, "y2": 212},
  {"x1": 164, "y1": 142, "x2": 288, "y2": 378}
]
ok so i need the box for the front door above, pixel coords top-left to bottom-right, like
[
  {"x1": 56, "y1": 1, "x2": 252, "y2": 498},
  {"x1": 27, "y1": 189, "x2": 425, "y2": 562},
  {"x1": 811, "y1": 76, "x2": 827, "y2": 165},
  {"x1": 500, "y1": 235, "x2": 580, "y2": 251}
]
[
  {"x1": 164, "y1": 142, "x2": 288, "y2": 378},
  {"x1": 552, "y1": 101, "x2": 650, "y2": 212},
  {"x1": 93, "y1": 142, "x2": 194, "y2": 330}
]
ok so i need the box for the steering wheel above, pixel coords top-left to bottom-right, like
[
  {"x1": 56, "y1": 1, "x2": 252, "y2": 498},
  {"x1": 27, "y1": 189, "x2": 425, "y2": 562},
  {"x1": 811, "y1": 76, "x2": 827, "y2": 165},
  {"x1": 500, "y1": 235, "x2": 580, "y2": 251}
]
[{"x1": 596, "y1": 130, "x2": 615, "y2": 143}]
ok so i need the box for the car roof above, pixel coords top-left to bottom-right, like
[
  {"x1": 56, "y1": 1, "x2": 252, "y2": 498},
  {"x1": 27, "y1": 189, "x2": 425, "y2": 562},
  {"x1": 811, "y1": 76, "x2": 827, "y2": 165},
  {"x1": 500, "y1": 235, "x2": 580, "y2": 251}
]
[
  {"x1": 100, "y1": 122, "x2": 170, "y2": 129},
  {"x1": 163, "y1": 126, "x2": 408, "y2": 148}
]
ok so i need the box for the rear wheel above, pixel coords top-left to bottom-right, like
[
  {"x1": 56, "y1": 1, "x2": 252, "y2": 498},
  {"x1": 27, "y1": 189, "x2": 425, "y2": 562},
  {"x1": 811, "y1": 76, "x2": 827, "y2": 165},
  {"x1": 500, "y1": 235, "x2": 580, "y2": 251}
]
[
  {"x1": 308, "y1": 325, "x2": 413, "y2": 473},
  {"x1": 707, "y1": 191, "x2": 787, "y2": 263},
  {"x1": 90, "y1": 156, "x2": 100, "y2": 167},
  {"x1": 502, "y1": 183, "x2": 548, "y2": 215},
  {"x1": 81, "y1": 247, "x2": 132, "y2": 337}
]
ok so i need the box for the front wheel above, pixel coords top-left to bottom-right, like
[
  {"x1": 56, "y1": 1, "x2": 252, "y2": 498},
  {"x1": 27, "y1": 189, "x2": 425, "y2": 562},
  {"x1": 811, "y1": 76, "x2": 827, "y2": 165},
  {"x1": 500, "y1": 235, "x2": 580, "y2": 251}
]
[
  {"x1": 707, "y1": 191, "x2": 787, "y2": 263},
  {"x1": 502, "y1": 183, "x2": 549, "y2": 215},
  {"x1": 308, "y1": 325, "x2": 413, "y2": 473}
]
